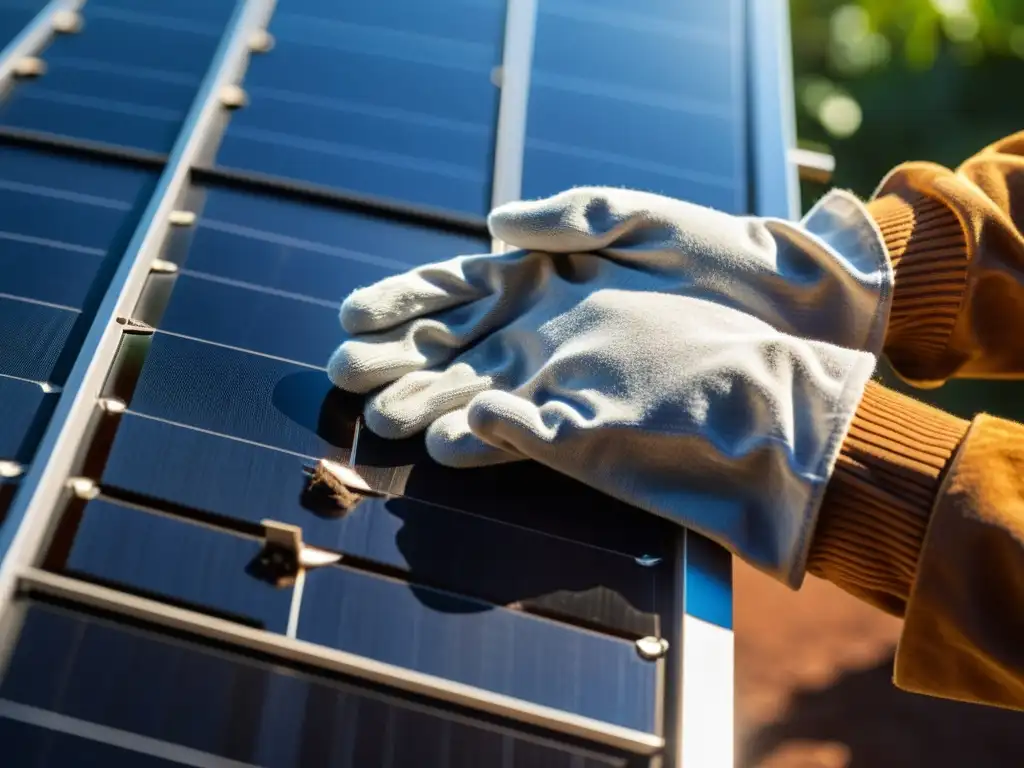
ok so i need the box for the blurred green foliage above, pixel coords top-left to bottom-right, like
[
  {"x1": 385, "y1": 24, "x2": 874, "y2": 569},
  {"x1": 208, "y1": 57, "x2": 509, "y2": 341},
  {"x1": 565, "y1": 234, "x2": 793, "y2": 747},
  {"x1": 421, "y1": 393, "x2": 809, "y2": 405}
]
[{"x1": 790, "y1": 0, "x2": 1024, "y2": 418}]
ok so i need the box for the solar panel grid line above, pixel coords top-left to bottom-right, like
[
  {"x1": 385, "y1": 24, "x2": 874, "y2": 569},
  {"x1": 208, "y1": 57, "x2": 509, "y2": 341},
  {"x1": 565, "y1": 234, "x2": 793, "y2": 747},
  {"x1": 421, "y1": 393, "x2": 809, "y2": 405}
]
[
  {"x1": 17, "y1": 568, "x2": 668, "y2": 756},
  {"x1": 0, "y1": 0, "x2": 276, "y2": 636}
]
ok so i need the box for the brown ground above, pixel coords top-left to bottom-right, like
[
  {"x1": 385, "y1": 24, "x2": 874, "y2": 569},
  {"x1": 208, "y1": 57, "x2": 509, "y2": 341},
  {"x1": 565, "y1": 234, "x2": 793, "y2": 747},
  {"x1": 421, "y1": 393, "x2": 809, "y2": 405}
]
[{"x1": 733, "y1": 562, "x2": 1024, "y2": 767}]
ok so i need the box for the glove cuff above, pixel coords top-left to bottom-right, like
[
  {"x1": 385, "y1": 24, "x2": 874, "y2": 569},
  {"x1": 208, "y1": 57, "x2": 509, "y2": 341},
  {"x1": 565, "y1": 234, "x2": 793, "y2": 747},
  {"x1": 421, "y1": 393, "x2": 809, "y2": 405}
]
[
  {"x1": 867, "y1": 192, "x2": 969, "y2": 387},
  {"x1": 807, "y1": 382, "x2": 968, "y2": 614}
]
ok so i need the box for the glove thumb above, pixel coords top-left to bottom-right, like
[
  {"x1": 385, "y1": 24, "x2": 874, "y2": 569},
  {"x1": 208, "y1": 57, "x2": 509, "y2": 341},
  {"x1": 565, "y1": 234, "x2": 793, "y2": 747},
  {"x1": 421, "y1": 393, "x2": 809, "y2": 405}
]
[{"x1": 464, "y1": 389, "x2": 554, "y2": 461}]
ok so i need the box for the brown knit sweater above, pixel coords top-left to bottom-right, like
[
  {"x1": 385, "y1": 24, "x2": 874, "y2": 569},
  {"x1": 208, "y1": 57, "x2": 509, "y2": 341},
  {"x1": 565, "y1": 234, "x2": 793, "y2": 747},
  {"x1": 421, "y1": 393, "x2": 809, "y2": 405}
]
[{"x1": 806, "y1": 131, "x2": 1024, "y2": 616}]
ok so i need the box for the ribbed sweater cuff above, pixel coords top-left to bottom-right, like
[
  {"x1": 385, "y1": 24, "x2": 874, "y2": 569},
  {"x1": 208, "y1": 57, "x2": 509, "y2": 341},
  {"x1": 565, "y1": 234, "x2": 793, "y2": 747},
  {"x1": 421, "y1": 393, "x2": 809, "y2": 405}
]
[
  {"x1": 807, "y1": 382, "x2": 969, "y2": 616},
  {"x1": 866, "y1": 193, "x2": 969, "y2": 384}
]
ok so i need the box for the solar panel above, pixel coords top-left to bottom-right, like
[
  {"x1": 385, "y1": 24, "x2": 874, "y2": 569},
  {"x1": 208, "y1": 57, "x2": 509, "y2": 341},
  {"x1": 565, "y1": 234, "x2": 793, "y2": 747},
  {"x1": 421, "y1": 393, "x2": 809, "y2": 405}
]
[
  {"x1": 0, "y1": 0, "x2": 237, "y2": 152},
  {"x1": 0, "y1": 0, "x2": 800, "y2": 765}
]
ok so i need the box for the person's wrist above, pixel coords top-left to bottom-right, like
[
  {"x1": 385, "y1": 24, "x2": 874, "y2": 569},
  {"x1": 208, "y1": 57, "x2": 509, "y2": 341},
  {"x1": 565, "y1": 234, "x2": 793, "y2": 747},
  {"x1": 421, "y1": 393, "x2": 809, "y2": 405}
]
[
  {"x1": 807, "y1": 381, "x2": 969, "y2": 616},
  {"x1": 867, "y1": 192, "x2": 969, "y2": 387}
]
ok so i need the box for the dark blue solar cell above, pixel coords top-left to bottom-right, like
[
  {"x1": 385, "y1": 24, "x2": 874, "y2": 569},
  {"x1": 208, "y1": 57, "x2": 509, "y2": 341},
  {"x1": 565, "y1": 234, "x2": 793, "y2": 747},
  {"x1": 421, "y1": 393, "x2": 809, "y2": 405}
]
[
  {"x1": 188, "y1": 187, "x2": 487, "y2": 299},
  {"x1": 0, "y1": 298, "x2": 77, "y2": 383},
  {"x1": 62, "y1": 498, "x2": 293, "y2": 631},
  {"x1": 0, "y1": 149, "x2": 152, "y2": 308},
  {"x1": 523, "y1": 0, "x2": 746, "y2": 212},
  {"x1": 88, "y1": 0, "x2": 238, "y2": 25},
  {"x1": 1, "y1": 604, "x2": 626, "y2": 767},
  {"x1": 128, "y1": 332, "x2": 356, "y2": 459},
  {"x1": 0, "y1": 718, "x2": 181, "y2": 768},
  {"x1": 298, "y1": 564, "x2": 658, "y2": 732},
  {"x1": 215, "y1": 0, "x2": 503, "y2": 215},
  {"x1": 160, "y1": 274, "x2": 339, "y2": 367},
  {"x1": 0, "y1": 8, "x2": 228, "y2": 151},
  {"x1": 100, "y1": 413, "x2": 664, "y2": 638},
  {"x1": 0, "y1": 377, "x2": 57, "y2": 463},
  {"x1": 0, "y1": 2, "x2": 48, "y2": 51}
]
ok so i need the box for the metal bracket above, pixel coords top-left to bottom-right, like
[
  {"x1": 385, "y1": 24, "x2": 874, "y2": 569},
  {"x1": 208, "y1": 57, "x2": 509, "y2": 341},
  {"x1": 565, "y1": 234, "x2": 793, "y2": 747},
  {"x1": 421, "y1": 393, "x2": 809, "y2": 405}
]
[
  {"x1": 114, "y1": 316, "x2": 155, "y2": 335},
  {"x1": 790, "y1": 147, "x2": 835, "y2": 184},
  {"x1": 256, "y1": 520, "x2": 341, "y2": 588},
  {"x1": 168, "y1": 209, "x2": 196, "y2": 227},
  {"x1": 149, "y1": 259, "x2": 179, "y2": 274}
]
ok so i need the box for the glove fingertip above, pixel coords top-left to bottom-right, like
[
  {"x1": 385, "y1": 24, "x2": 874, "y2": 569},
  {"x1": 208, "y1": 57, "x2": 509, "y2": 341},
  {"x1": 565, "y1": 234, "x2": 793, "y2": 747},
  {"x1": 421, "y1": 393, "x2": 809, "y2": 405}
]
[{"x1": 326, "y1": 343, "x2": 378, "y2": 395}]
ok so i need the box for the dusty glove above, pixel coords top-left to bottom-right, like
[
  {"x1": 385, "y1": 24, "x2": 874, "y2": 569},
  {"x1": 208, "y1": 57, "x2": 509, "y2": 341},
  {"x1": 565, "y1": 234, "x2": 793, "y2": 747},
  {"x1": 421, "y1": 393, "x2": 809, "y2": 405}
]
[{"x1": 332, "y1": 187, "x2": 890, "y2": 396}]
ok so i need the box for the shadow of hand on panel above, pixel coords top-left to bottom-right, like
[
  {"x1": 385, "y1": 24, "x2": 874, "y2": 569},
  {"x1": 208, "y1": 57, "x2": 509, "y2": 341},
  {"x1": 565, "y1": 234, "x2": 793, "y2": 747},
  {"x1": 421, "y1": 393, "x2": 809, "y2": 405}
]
[
  {"x1": 743, "y1": 656, "x2": 1024, "y2": 768},
  {"x1": 272, "y1": 380, "x2": 668, "y2": 635},
  {"x1": 271, "y1": 371, "x2": 362, "y2": 453},
  {"x1": 378, "y1": 484, "x2": 663, "y2": 637}
]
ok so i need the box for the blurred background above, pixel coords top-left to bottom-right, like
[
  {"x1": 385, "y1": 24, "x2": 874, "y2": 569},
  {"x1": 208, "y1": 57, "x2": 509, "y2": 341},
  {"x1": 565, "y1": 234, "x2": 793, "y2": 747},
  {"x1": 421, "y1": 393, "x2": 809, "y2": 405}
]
[{"x1": 734, "y1": 2, "x2": 1024, "y2": 765}]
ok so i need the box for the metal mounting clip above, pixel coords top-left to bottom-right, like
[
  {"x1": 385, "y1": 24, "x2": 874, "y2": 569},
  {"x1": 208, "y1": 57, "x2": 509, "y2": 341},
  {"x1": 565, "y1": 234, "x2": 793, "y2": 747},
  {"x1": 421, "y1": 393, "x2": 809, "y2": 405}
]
[{"x1": 255, "y1": 520, "x2": 341, "y2": 588}]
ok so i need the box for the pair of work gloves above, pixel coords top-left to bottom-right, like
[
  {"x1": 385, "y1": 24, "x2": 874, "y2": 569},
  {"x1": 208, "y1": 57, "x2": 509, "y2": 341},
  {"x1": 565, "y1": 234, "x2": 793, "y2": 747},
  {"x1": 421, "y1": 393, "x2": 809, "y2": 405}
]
[{"x1": 328, "y1": 187, "x2": 893, "y2": 589}]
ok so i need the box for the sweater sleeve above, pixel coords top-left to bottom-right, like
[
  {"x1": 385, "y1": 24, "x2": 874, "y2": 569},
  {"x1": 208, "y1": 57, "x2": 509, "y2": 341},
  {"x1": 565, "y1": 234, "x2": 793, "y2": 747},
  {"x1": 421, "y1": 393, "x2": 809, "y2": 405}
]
[
  {"x1": 808, "y1": 381, "x2": 1024, "y2": 710},
  {"x1": 865, "y1": 131, "x2": 1024, "y2": 387}
]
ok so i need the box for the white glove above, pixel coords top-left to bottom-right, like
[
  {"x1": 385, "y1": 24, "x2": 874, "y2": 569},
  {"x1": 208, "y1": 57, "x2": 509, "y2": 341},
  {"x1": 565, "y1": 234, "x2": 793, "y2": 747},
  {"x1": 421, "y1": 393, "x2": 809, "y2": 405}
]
[
  {"x1": 327, "y1": 188, "x2": 890, "y2": 586},
  {"x1": 332, "y1": 187, "x2": 890, "y2": 395}
]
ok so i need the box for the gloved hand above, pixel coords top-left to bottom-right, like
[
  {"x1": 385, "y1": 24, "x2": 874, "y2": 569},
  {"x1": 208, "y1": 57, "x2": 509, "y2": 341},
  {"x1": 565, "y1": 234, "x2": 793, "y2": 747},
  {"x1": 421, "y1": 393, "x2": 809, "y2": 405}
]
[
  {"x1": 334, "y1": 186, "x2": 890, "y2": 394},
  {"x1": 327, "y1": 187, "x2": 891, "y2": 586}
]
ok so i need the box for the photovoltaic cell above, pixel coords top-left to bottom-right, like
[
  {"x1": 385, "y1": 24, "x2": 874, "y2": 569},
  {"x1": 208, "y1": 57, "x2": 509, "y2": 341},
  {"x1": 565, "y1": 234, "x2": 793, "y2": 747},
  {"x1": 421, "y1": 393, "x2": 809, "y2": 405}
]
[
  {"x1": 189, "y1": 186, "x2": 488, "y2": 302},
  {"x1": 0, "y1": 145, "x2": 152, "y2": 466},
  {"x1": 0, "y1": 718, "x2": 187, "y2": 768},
  {"x1": 215, "y1": 0, "x2": 504, "y2": 215},
  {"x1": 59, "y1": 497, "x2": 293, "y2": 631},
  {"x1": 127, "y1": 332, "x2": 357, "y2": 460},
  {"x1": 159, "y1": 273, "x2": 340, "y2": 368},
  {"x1": 523, "y1": 0, "x2": 746, "y2": 213},
  {"x1": 0, "y1": 1, "x2": 49, "y2": 50},
  {"x1": 298, "y1": 564, "x2": 658, "y2": 732},
  {"x1": 0, "y1": 145, "x2": 154, "y2": 310},
  {"x1": 101, "y1": 413, "x2": 664, "y2": 638},
  {"x1": 0, "y1": 0, "x2": 237, "y2": 151},
  {"x1": 0, "y1": 603, "x2": 627, "y2": 767},
  {"x1": 0, "y1": 378, "x2": 55, "y2": 463}
]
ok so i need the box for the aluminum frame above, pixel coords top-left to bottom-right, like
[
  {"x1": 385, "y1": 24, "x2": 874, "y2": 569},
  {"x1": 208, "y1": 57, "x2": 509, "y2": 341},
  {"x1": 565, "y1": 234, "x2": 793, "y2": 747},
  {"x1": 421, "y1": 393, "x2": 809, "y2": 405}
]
[
  {"x1": 0, "y1": 0, "x2": 277, "y2": 633},
  {"x1": 18, "y1": 567, "x2": 665, "y2": 757},
  {"x1": 748, "y1": 0, "x2": 802, "y2": 220}
]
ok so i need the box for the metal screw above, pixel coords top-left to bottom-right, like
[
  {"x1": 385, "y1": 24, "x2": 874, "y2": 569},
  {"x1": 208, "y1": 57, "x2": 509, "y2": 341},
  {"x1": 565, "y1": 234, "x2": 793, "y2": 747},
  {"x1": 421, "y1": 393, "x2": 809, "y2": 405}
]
[
  {"x1": 0, "y1": 461, "x2": 24, "y2": 479},
  {"x1": 13, "y1": 57, "x2": 46, "y2": 78},
  {"x1": 634, "y1": 554, "x2": 662, "y2": 567},
  {"x1": 98, "y1": 398, "x2": 127, "y2": 414},
  {"x1": 220, "y1": 84, "x2": 249, "y2": 109},
  {"x1": 52, "y1": 10, "x2": 83, "y2": 34},
  {"x1": 635, "y1": 636, "x2": 669, "y2": 661},
  {"x1": 249, "y1": 29, "x2": 275, "y2": 53},
  {"x1": 168, "y1": 210, "x2": 196, "y2": 227},
  {"x1": 68, "y1": 477, "x2": 100, "y2": 500},
  {"x1": 150, "y1": 259, "x2": 179, "y2": 274}
]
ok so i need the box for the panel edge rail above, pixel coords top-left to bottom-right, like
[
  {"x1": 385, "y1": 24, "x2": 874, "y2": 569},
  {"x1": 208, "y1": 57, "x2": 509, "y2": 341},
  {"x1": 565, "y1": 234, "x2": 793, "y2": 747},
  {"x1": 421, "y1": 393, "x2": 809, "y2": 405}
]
[
  {"x1": 20, "y1": 567, "x2": 665, "y2": 756},
  {"x1": 0, "y1": 0, "x2": 84, "y2": 93},
  {"x1": 0, "y1": 0, "x2": 277, "y2": 645}
]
